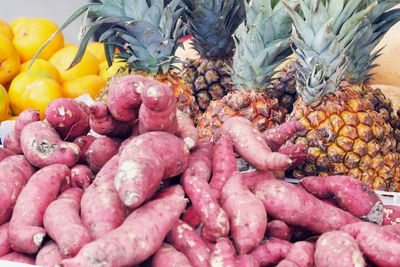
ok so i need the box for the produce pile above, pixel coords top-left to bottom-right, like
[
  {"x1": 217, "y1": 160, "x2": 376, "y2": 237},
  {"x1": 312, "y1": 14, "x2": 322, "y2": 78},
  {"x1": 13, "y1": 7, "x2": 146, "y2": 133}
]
[{"x1": 1, "y1": 0, "x2": 400, "y2": 266}]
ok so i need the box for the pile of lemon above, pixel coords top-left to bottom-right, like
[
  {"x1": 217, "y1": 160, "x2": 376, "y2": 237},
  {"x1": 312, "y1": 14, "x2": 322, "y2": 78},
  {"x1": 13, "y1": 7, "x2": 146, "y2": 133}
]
[{"x1": 0, "y1": 17, "x2": 125, "y2": 121}]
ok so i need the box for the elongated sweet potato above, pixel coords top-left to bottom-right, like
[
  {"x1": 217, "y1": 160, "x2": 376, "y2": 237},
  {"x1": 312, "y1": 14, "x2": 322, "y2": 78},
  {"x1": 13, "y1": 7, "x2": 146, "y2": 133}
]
[
  {"x1": 263, "y1": 121, "x2": 304, "y2": 151},
  {"x1": 222, "y1": 117, "x2": 292, "y2": 171},
  {"x1": 210, "y1": 238, "x2": 236, "y2": 267},
  {"x1": 152, "y1": 243, "x2": 192, "y2": 267},
  {"x1": 9, "y1": 164, "x2": 70, "y2": 254},
  {"x1": 254, "y1": 179, "x2": 360, "y2": 234},
  {"x1": 235, "y1": 255, "x2": 259, "y2": 267},
  {"x1": 300, "y1": 176, "x2": 383, "y2": 224},
  {"x1": 168, "y1": 220, "x2": 211, "y2": 267},
  {"x1": 383, "y1": 205, "x2": 400, "y2": 225},
  {"x1": 20, "y1": 121, "x2": 80, "y2": 168},
  {"x1": 0, "y1": 148, "x2": 15, "y2": 161},
  {"x1": 250, "y1": 239, "x2": 292, "y2": 266},
  {"x1": 342, "y1": 221, "x2": 400, "y2": 267},
  {"x1": 73, "y1": 135, "x2": 96, "y2": 163},
  {"x1": 177, "y1": 109, "x2": 198, "y2": 150},
  {"x1": 60, "y1": 185, "x2": 187, "y2": 267},
  {"x1": 242, "y1": 170, "x2": 277, "y2": 191},
  {"x1": 36, "y1": 241, "x2": 63, "y2": 267},
  {"x1": 278, "y1": 144, "x2": 308, "y2": 168},
  {"x1": 115, "y1": 132, "x2": 189, "y2": 208},
  {"x1": 45, "y1": 98, "x2": 90, "y2": 141},
  {"x1": 281, "y1": 241, "x2": 314, "y2": 267},
  {"x1": 266, "y1": 220, "x2": 292, "y2": 241},
  {"x1": 86, "y1": 137, "x2": 119, "y2": 173},
  {"x1": 0, "y1": 252, "x2": 35, "y2": 264},
  {"x1": 81, "y1": 155, "x2": 125, "y2": 239},
  {"x1": 0, "y1": 223, "x2": 10, "y2": 257},
  {"x1": 181, "y1": 205, "x2": 202, "y2": 228},
  {"x1": 221, "y1": 172, "x2": 266, "y2": 254},
  {"x1": 3, "y1": 109, "x2": 40, "y2": 154},
  {"x1": 70, "y1": 164, "x2": 94, "y2": 190}
]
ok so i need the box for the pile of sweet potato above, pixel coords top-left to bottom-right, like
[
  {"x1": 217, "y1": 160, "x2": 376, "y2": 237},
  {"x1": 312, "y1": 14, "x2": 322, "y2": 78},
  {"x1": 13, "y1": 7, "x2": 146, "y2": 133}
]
[{"x1": 0, "y1": 74, "x2": 399, "y2": 267}]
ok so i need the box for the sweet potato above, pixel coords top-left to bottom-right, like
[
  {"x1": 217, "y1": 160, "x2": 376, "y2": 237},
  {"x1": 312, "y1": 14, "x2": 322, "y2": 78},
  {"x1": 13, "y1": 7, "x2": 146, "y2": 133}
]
[
  {"x1": 36, "y1": 241, "x2": 63, "y2": 267},
  {"x1": 3, "y1": 109, "x2": 40, "y2": 154},
  {"x1": 263, "y1": 121, "x2": 304, "y2": 151},
  {"x1": 0, "y1": 252, "x2": 35, "y2": 265},
  {"x1": 242, "y1": 170, "x2": 277, "y2": 191},
  {"x1": 107, "y1": 75, "x2": 143, "y2": 122},
  {"x1": 0, "y1": 155, "x2": 35, "y2": 224},
  {"x1": 44, "y1": 188, "x2": 91, "y2": 257},
  {"x1": 300, "y1": 176, "x2": 383, "y2": 224},
  {"x1": 266, "y1": 220, "x2": 292, "y2": 241},
  {"x1": 115, "y1": 132, "x2": 189, "y2": 208},
  {"x1": 210, "y1": 134, "x2": 236, "y2": 199},
  {"x1": 250, "y1": 239, "x2": 292, "y2": 266},
  {"x1": 275, "y1": 260, "x2": 299, "y2": 267},
  {"x1": 383, "y1": 205, "x2": 400, "y2": 225},
  {"x1": 181, "y1": 205, "x2": 202, "y2": 228},
  {"x1": 70, "y1": 164, "x2": 94, "y2": 190},
  {"x1": 89, "y1": 101, "x2": 133, "y2": 138},
  {"x1": 60, "y1": 185, "x2": 187, "y2": 267},
  {"x1": 168, "y1": 220, "x2": 211, "y2": 267},
  {"x1": 177, "y1": 109, "x2": 198, "y2": 150},
  {"x1": 254, "y1": 179, "x2": 360, "y2": 234},
  {"x1": 86, "y1": 137, "x2": 119, "y2": 173},
  {"x1": 8, "y1": 164, "x2": 70, "y2": 254},
  {"x1": 221, "y1": 172, "x2": 266, "y2": 254},
  {"x1": 342, "y1": 221, "x2": 400, "y2": 267},
  {"x1": 45, "y1": 98, "x2": 90, "y2": 141},
  {"x1": 315, "y1": 231, "x2": 365, "y2": 267},
  {"x1": 81, "y1": 155, "x2": 125, "y2": 239},
  {"x1": 139, "y1": 79, "x2": 178, "y2": 134},
  {"x1": 152, "y1": 243, "x2": 192, "y2": 267},
  {"x1": 210, "y1": 238, "x2": 236, "y2": 267},
  {"x1": 221, "y1": 117, "x2": 292, "y2": 171},
  {"x1": 0, "y1": 148, "x2": 15, "y2": 161},
  {"x1": 0, "y1": 223, "x2": 10, "y2": 257},
  {"x1": 278, "y1": 144, "x2": 308, "y2": 168},
  {"x1": 235, "y1": 255, "x2": 259, "y2": 267},
  {"x1": 280, "y1": 241, "x2": 314, "y2": 267},
  {"x1": 73, "y1": 135, "x2": 96, "y2": 163},
  {"x1": 20, "y1": 121, "x2": 80, "y2": 168}
]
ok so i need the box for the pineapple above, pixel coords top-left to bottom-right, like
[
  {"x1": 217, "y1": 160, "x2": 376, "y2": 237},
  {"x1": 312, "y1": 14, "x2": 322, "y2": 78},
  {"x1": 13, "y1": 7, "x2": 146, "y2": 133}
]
[
  {"x1": 284, "y1": 0, "x2": 400, "y2": 191},
  {"x1": 197, "y1": 0, "x2": 294, "y2": 139},
  {"x1": 181, "y1": 0, "x2": 245, "y2": 113}
]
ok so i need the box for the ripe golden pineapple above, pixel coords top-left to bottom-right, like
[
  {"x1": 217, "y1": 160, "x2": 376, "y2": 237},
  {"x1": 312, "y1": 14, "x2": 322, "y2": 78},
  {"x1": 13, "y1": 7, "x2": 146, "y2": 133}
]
[{"x1": 284, "y1": 0, "x2": 400, "y2": 191}]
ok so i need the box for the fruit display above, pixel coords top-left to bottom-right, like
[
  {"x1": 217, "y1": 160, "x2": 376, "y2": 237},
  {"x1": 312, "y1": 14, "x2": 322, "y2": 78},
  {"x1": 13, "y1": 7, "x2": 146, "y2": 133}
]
[{"x1": 2, "y1": 0, "x2": 400, "y2": 267}]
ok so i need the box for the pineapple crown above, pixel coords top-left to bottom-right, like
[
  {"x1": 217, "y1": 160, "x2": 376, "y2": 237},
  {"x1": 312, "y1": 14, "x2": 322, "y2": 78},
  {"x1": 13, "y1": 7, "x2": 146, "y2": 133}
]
[
  {"x1": 346, "y1": 0, "x2": 400, "y2": 84},
  {"x1": 283, "y1": 0, "x2": 376, "y2": 106},
  {"x1": 231, "y1": 0, "x2": 295, "y2": 90},
  {"x1": 33, "y1": 0, "x2": 184, "y2": 75},
  {"x1": 182, "y1": 0, "x2": 245, "y2": 60}
]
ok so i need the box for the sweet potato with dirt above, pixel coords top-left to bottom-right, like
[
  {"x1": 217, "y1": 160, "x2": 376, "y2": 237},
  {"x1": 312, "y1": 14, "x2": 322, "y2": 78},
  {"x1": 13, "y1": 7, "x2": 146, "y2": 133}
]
[
  {"x1": 342, "y1": 221, "x2": 400, "y2": 267},
  {"x1": 168, "y1": 220, "x2": 211, "y2": 267},
  {"x1": 315, "y1": 231, "x2": 365, "y2": 267},
  {"x1": 60, "y1": 185, "x2": 187, "y2": 267},
  {"x1": 263, "y1": 121, "x2": 304, "y2": 151},
  {"x1": 45, "y1": 98, "x2": 90, "y2": 141},
  {"x1": 89, "y1": 101, "x2": 133, "y2": 138},
  {"x1": 254, "y1": 179, "x2": 360, "y2": 234},
  {"x1": 8, "y1": 164, "x2": 70, "y2": 254},
  {"x1": 115, "y1": 131, "x2": 189, "y2": 208},
  {"x1": 20, "y1": 121, "x2": 80, "y2": 168},
  {"x1": 210, "y1": 238, "x2": 236, "y2": 267},
  {"x1": 235, "y1": 255, "x2": 259, "y2": 267},
  {"x1": 3, "y1": 109, "x2": 40, "y2": 154},
  {"x1": 36, "y1": 241, "x2": 63, "y2": 267},
  {"x1": 383, "y1": 205, "x2": 400, "y2": 225},
  {"x1": 177, "y1": 109, "x2": 198, "y2": 150},
  {"x1": 81, "y1": 155, "x2": 125, "y2": 239},
  {"x1": 0, "y1": 252, "x2": 35, "y2": 264},
  {"x1": 0, "y1": 148, "x2": 15, "y2": 161},
  {"x1": 221, "y1": 117, "x2": 292, "y2": 171},
  {"x1": 250, "y1": 239, "x2": 292, "y2": 266},
  {"x1": 221, "y1": 172, "x2": 266, "y2": 254},
  {"x1": 0, "y1": 223, "x2": 10, "y2": 257},
  {"x1": 139, "y1": 79, "x2": 178, "y2": 134},
  {"x1": 73, "y1": 135, "x2": 96, "y2": 163},
  {"x1": 266, "y1": 220, "x2": 292, "y2": 241},
  {"x1": 86, "y1": 137, "x2": 119, "y2": 173},
  {"x1": 44, "y1": 188, "x2": 91, "y2": 257},
  {"x1": 152, "y1": 243, "x2": 192, "y2": 267},
  {"x1": 300, "y1": 176, "x2": 383, "y2": 224},
  {"x1": 280, "y1": 241, "x2": 314, "y2": 267},
  {"x1": 70, "y1": 164, "x2": 94, "y2": 190}
]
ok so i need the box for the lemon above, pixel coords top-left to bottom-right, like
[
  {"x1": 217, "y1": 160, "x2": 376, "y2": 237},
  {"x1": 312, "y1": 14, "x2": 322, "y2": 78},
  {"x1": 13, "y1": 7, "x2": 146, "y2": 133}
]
[{"x1": 20, "y1": 59, "x2": 61, "y2": 83}]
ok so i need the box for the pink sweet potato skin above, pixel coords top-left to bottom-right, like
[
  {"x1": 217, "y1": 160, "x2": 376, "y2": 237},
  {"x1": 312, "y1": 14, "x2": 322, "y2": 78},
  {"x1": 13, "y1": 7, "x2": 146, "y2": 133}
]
[
  {"x1": 44, "y1": 188, "x2": 91, "y2": 257},
  {"x1": 0, "y1": 223, "x2": 10, "y2": 257},
  {"x1": 222, "y1": 117, "x2": 292, "y2": 171},
  {"x1": 86, "y1": 137, "x2": 119, "y2": 173},
  {"x1": 60, "y1": 185, "x2": 187, "y2": 267},
  {"x1": 0, "y1": 148, "x2": 15, "y2": 161},
  {"x1": 254, "y1": 179, "x2": 360, "y2": 234},
  {"x1": 20, "y1": 121, "x2": 80, "y2": 168},
  {"x1": 45, "y1": 98, "x2": 90, "y2": 141},
  {"x1": 242, "y1": 170, "x2": 277, "y2": 191},
  {"x1": 73, "y1": 135, "x2": 96, "y2": 163},
  {"x1": 36, "y1": 241, "x2": 63, "y2": 267},
  {"x1": 283, "y1": 241, "x2": 314, "y2": 267},
  {"x1": 315, "y1": 231, "x2": 365, "y2": 267},
  {"x1": 181, "y1": 205, "x2": 202, "y2": 228},
  {"x1": 300, "y1": 176, "x2": 383, "y2": 224},
  {"x1": 70, "y1": 164, "x2": 94, "y2": 190},
  {"x1": 168, "y1": 220, "x2": 211, "y2": 267},
  {"x1": 81, "y1": 155, "x2": 125, "y2": 239},
  {"x1": 278, "y1": 144, "x2": 308, "y2": 168},
  {"x1": 177, "y1": 109, "x2": 198, "y2": 150},
  {"x1": 342, "y1": 222, "x2": 400, "y2": 267},
  {"x1": 250, "y1": 239, "x2": 292, "y2": 266},
  {"x1": 151, "y1": 243, "x2": 192, "y2": 267},
  {"x1": 383, "y1": 205, "x2": 400, "y2": 225},
  {"x1": 235, "y1": 255, "x2": 259, "y2": 267},
  {"x1": 0, "y1": 155, "x2": 35, "y2": 224},
  {"x1": 221, "y1": 172, "x2": 266, "y2": 254},
  {"x1": 266, "y1": 220, "x2": 292, "y2": 241},
  {"x1": 0, "y1": 252, "x2": 35, "y2": 264},
  {"x1": 263, "y1": 121, "x2": 304, "y2": 151},
  {"x1": 9, "y1": 164, "x2": 70, "y2": 254},
  {"x1": 210, "y1": 238, "x2": 236, "y2": 267}
]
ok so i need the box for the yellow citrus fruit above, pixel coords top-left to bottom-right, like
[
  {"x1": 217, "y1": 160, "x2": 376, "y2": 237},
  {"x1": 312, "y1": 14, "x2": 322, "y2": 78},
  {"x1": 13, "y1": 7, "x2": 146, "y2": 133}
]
[
  {"x1": 0, "y1": 34, "x2": 21, "y2": 85},
  {"x1": 62, "y1": 75, "x2": 106, "y2": 99},
  {"x1": 49, "y1": 45, "x2": 99, "y2": 83},
  {"x1": 64, "y1": 42, "x2": 75, "y2": 47},
  {"x1": 0, "y1": 84, "x2": 9, "y2": 122},
  {"x1": 0, "y1": 19, "x2": 13, "y2": 40},
  {"x1": 99, "y1": 59, "x2": 128, "y2": 81},
  {"x1": 87, "y1": 42, "x2": 106, "y2": 63},
  {"x1": 11, "y1": 17, "x2": 64, "y2": 62},
  {"x1": 20, "y1": 59, "x2": 61, "y2": 83},
  {"x1": 8, "y1": 71, "x2": 63, "y2": 118}
]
